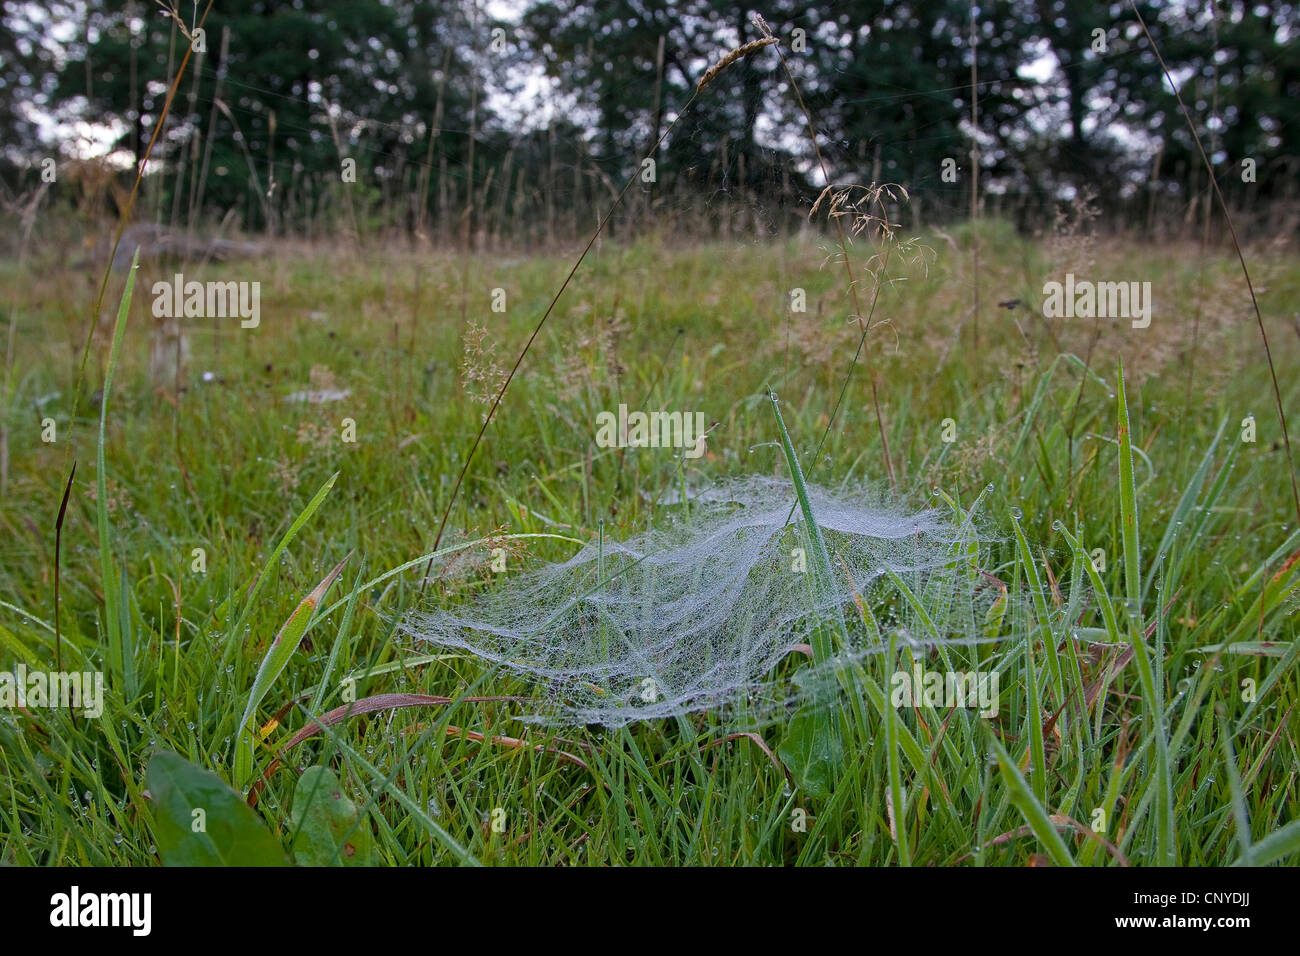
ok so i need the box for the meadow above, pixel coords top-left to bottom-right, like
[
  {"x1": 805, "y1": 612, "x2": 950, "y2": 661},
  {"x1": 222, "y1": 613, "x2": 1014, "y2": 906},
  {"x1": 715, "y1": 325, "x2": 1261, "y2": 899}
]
[{"x1": 0, "y1": 219, "x2": 1297, "y2": 866}]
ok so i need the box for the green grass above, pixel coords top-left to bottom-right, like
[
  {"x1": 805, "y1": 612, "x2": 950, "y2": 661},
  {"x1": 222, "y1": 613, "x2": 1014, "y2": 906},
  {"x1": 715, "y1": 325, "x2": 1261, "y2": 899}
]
[{"x1": 0, "y1": 228, "x2": 1297, "y2": 865}]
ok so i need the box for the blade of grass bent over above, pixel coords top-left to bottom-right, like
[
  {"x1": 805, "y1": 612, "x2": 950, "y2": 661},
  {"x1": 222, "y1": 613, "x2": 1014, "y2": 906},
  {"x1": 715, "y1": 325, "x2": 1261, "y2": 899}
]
[
  {"x1": 221, "y1": 471, "x2": 340, "y2": 664},
  {"x1": 233, "y1": 551, "x2": 352, "y2": 789}
]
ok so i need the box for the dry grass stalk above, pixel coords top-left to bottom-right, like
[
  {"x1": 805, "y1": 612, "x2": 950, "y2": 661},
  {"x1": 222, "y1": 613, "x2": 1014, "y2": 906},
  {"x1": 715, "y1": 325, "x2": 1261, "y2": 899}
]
[
  {"x1": 753, "y1": 13, "x2": 899, "y2": 488},
  {"x1": 423, "y1": 22, "x2": 781, "y2": 580}
]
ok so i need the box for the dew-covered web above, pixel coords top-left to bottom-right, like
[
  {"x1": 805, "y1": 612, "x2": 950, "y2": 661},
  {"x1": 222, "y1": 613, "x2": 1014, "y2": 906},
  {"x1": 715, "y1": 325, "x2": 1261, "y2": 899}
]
[{"x1": 399, "y1": 476, "x2": 1003, "y2": 727}]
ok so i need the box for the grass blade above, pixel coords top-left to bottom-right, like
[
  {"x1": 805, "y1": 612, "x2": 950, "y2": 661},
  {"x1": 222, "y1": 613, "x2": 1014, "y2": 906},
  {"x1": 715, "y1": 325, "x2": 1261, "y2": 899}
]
[
  {"x1": 1219, "y1": 714, "x2": 1253, "y2": 866},
  {"x1": 222, "y1": 471, "x2": 341, "y2": 661},
  {"x1": 989, "y1": 735, "x2": 1076, "y2": 867},
  {"x1": 233, "y1": 552, "x2": 352, "y2": 789},
  {"x1": 1236, "y1": 819, "x2": 1300, "y2": 866},
  {"x1": 1116, "y1": 359, "x2": 1175, "y2": 865},
  {"x1": 97, "y1": 249, "x2": 139, "y2": 700},
  {"x1": 769, "y1": 389, "x2": 844, "y2": 797}
]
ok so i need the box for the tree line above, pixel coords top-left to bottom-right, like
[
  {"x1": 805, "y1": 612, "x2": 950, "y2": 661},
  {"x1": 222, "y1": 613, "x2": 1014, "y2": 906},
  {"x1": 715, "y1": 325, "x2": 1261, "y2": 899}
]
[{"x1": 1, "y1": 0, "x2": 1297, "y2": 244}]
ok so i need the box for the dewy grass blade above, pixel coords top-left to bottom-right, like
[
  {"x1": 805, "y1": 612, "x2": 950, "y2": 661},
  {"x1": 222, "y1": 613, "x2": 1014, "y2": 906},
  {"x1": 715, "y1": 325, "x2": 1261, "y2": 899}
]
[
  {"x1": 1115, "y1": 359, "x2": 1175, "y2": 865},
  {"x1": 1142, "y1": 417, "x2": 1228, "y2": 603},
  {"x1": 1218, "y1": 714, "x2": 1254, "y2": 866},
  {"x1": 309, "y1": 561, "x2": 367, "y2": 715},
  {"x1": 1236, "y1": 819, "x2": 1300, "y2": 867},
  {"x1": 884, "y1": 628, "x2": 910, "y2": 865},
  {"x1": 1012, "y1": 541, "x2": 1048, "y2": 805},
  {"x1": 989, "y1": 734, "x2": 1077, "y2": 867},
  {"x1": 1012, "y1": 511, "x2": 1064, "y2": 707},
  {"x1": 97, "y1": 249, "x2": 139, "y2": 701},
  {"x1": 222, "y1": 471, "x2": 342, "y2": 662},
  {"x1": 315, "y1": 532, "x2": 584, "y2": 622},
  {"x1": 54, "y1": 460, "x2": 76, "y2": 723},
  {"x1": 1053, "y1": 522, "x2": 1121, "y2": 740},
  {"x1": 769, "y1": 390, "x2": 845, "y2": 797},
  {"x1": 1117, "y1": 359, "x2": 1142, "y2": 625},
  {"x1": 233, "y1": 552, "x2": 352, "y2": 789},
  {"x1": 769, "y1": 390, "x2": 841, "y2": 657}
]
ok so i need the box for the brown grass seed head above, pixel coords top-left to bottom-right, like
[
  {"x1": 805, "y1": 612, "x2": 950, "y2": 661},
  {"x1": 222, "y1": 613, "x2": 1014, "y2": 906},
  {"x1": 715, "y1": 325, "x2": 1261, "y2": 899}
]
[{"x1": 697, "y1": 37, "x2": 780, "y2": 92}]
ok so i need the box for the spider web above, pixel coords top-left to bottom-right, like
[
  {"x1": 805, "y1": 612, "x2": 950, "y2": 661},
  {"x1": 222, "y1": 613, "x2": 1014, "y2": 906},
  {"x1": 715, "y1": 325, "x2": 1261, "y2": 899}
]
[{"x1": 399, "y1": 475, "x2": 1004, "y2": 727}]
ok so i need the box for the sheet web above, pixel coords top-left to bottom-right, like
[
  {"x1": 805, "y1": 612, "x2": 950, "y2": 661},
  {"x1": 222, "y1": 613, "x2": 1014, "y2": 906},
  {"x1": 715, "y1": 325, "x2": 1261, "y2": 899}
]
[{"x1": 400, "y1": 476, "x2": 1001, "y2": 726}]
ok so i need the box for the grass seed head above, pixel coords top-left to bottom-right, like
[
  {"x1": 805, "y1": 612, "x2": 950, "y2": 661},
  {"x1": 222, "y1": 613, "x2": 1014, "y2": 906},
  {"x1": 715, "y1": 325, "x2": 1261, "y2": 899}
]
[{"x1": 697, "y1": 37, "x2": 779, "y2": 92}]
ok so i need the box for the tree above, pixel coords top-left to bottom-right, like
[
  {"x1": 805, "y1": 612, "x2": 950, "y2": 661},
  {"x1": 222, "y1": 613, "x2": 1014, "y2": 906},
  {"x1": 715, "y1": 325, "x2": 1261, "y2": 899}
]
[{"x1": 54, "y1": 0, "x2": 493, "y2": 232}]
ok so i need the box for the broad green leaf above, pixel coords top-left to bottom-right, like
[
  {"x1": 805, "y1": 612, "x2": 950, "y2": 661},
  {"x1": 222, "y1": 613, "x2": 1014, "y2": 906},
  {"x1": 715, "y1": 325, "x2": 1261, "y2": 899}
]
[
  {"x1": 290, "y1": 765, "x2": 374, "y2": 866},
  {"x1": 778, "y1": 707, "x2": 842, "y2": 800},
  {"x1": 147, "y1": 752, "x2": 286, "y2": 866}
]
